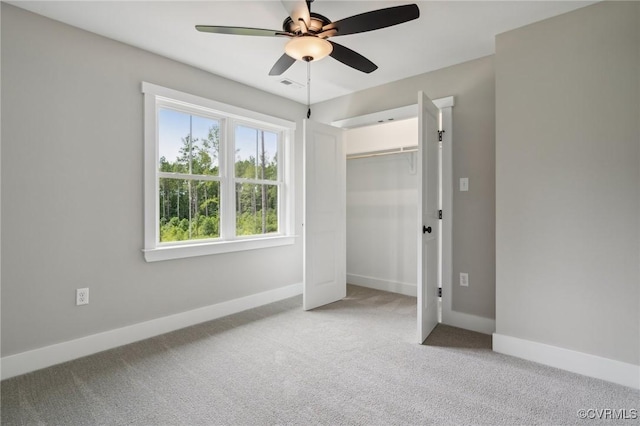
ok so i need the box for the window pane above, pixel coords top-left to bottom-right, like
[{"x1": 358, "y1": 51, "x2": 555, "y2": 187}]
[
  {"x1": 235, "y1": 183, "x2": 278, "y2": 236},
  {"x1": 191, "y1": 115, "x2": 220, "y2": 176},
  {"x1": 159, "y1": 109, "x2": 189, "y2": 173},
  {"x1": 159, "y1": 178, "x2": 220, "y2": 242},
  {"x1": 235, "y1": 125, "x2": 278, "y2": 181},
  {"x1": 158, "y1": 108, "x2": 220, "y2": 176}
]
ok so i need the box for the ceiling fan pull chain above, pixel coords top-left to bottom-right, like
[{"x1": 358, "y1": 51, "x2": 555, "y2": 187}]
[{"x1": 306, "y1": 60, "x2": 311, "y2": 119}]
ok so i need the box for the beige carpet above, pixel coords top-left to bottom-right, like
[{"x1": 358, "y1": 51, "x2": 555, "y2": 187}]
[{"x1": 1, "y1": 285, "x2": 638, "y2": 425}]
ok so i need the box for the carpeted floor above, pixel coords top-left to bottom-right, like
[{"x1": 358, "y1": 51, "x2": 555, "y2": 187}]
[{"x1": 1, "y1": 285, "x2": 638, "y2": 425}]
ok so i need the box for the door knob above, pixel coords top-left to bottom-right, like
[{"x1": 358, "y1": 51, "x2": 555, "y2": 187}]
[{"x1": 423, "y1": 226, "x2": 432, "y2": 234}]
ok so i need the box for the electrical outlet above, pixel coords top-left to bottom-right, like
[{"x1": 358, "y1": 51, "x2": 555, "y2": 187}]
[
  {"x1": 76, "y1": 288, "x2": 89, "y2": 305},
  {"x1": 459, "y1": 273, "x2": 469, "y2": 287}
]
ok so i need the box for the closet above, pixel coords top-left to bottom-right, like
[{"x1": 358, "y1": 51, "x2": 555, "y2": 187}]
[
  {"x1": 305, "y1": 94, "x2": 452, "y2": 340},
  {"x1": 344, "y1": 118, "x2": 420, "y2": 297}
]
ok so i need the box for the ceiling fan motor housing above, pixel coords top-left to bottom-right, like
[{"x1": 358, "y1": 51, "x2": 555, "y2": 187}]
[{"x1": 283, "y1": 13, "x2": 331, "y2": 35}]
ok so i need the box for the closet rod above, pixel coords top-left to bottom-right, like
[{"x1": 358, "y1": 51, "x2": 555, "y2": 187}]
[{"x1": 347, "y1": 146, "x2": 418, "y2": 160}]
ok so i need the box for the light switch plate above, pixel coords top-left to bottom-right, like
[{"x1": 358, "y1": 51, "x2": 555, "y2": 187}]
[
  {"x1": 459, "y1": 273, "x2": 469, "y2": 287},
  {"x1": 460, "y1": 178, "x2": 469, "y2": 192}
]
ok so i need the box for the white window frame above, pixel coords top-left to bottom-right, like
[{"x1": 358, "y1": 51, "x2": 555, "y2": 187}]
[{"x1": 142, "y1": 82, "x2": 296, "y2": 262}]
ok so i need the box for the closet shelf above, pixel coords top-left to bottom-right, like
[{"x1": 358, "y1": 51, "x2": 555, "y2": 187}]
[{"x1": 346, "y1": 145, "x2": 418, "y2": 160}]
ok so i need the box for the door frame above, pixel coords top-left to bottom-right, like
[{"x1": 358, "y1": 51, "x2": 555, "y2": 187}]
[{"x1": 331, "y1": 96, "x2": 454, "y2": 324}]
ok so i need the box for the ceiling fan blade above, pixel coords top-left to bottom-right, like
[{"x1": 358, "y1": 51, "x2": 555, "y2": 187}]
[
  {"x1": 328, "y1": 41, "x2": 377, "y2": 74},
  {"x1": 196, "y1": 25, "x2": 290, "y2": 37},
  {"x1": 280, "y1": 0, "x2": 311, "y2": 27},
  {"x1": 325, "y1": 4, "x2": 420, "y2": 37},
  {"x1": 269, "y1": 53, "x2": 296, "y2": 76}
]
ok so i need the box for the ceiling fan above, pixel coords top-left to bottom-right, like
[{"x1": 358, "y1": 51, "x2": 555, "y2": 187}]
[{"x1": 195, "y1": 0, "x2": 420, "y2": 76}]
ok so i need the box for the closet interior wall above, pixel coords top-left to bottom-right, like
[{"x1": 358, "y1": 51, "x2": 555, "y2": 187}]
[{"x1": 345, "y1": 118, "x2": 419, "y2": 297}]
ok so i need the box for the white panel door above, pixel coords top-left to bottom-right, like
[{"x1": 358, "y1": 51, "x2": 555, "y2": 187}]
[
  {"x1": 303, "y1": 119, "x2": 346, "y2": 310},
  {"x1": 417, "y1": 92, "x2": 440, "y2": 343}
]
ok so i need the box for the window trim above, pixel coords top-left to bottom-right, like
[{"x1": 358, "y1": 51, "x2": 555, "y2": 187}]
[{"x1": 142, "y1": 82, "x2": 296, "y2": 262}]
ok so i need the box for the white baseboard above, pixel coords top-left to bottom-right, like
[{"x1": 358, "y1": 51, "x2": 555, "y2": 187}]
[
  {"x1": 347, "y1": 273, "x2": 417, "y2": 297},
  {"x1": 1, "y1": 283, "x2": 303, "y2": 380},
  {"x1": 493, "y1": 333, "x2": 640, "y2": 390},
  {"x1": 442, "y1": 308, "x2": 495, "y2": 335}
]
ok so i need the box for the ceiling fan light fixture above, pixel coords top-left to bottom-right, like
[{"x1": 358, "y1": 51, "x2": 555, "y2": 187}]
[{"x1": 285, "y1": 36, "x2": 333, "y2": 62}]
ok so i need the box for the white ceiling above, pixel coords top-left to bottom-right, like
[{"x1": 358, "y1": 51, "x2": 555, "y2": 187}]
[{"x1": 9, "y1": 1, "x2": 596, "y2": 104}]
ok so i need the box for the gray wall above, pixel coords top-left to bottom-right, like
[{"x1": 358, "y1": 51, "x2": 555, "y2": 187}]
[
  {"x1": 1, "y1": 4, "x2": 306, "y2": 357},
  {"x1": 313, "y1": 56, "x2": 496, "y2": 320},
  {"x1": 495, "y1": 1, "x2": 639, "y2": 365}
]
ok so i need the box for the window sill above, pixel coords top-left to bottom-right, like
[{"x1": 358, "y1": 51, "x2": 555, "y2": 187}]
[{"x1": 143, "y1": 235, "x2": 297, "y2": 262}]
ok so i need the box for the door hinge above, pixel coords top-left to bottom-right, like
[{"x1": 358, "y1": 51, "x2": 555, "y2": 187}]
[
  {"x1": 438, "y1": 130, "x2": 445, "y2": 142},
  {"x1": 438, "y1": 210, "x2": 442, "y2": 220},
  {"x1": 438, "y1": 287, "x2": 442, "y2": 298}
]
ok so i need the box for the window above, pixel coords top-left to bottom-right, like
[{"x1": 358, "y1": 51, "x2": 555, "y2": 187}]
[{"x1": 142, "y1": 83, "x2": 295, "y2": 262}]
